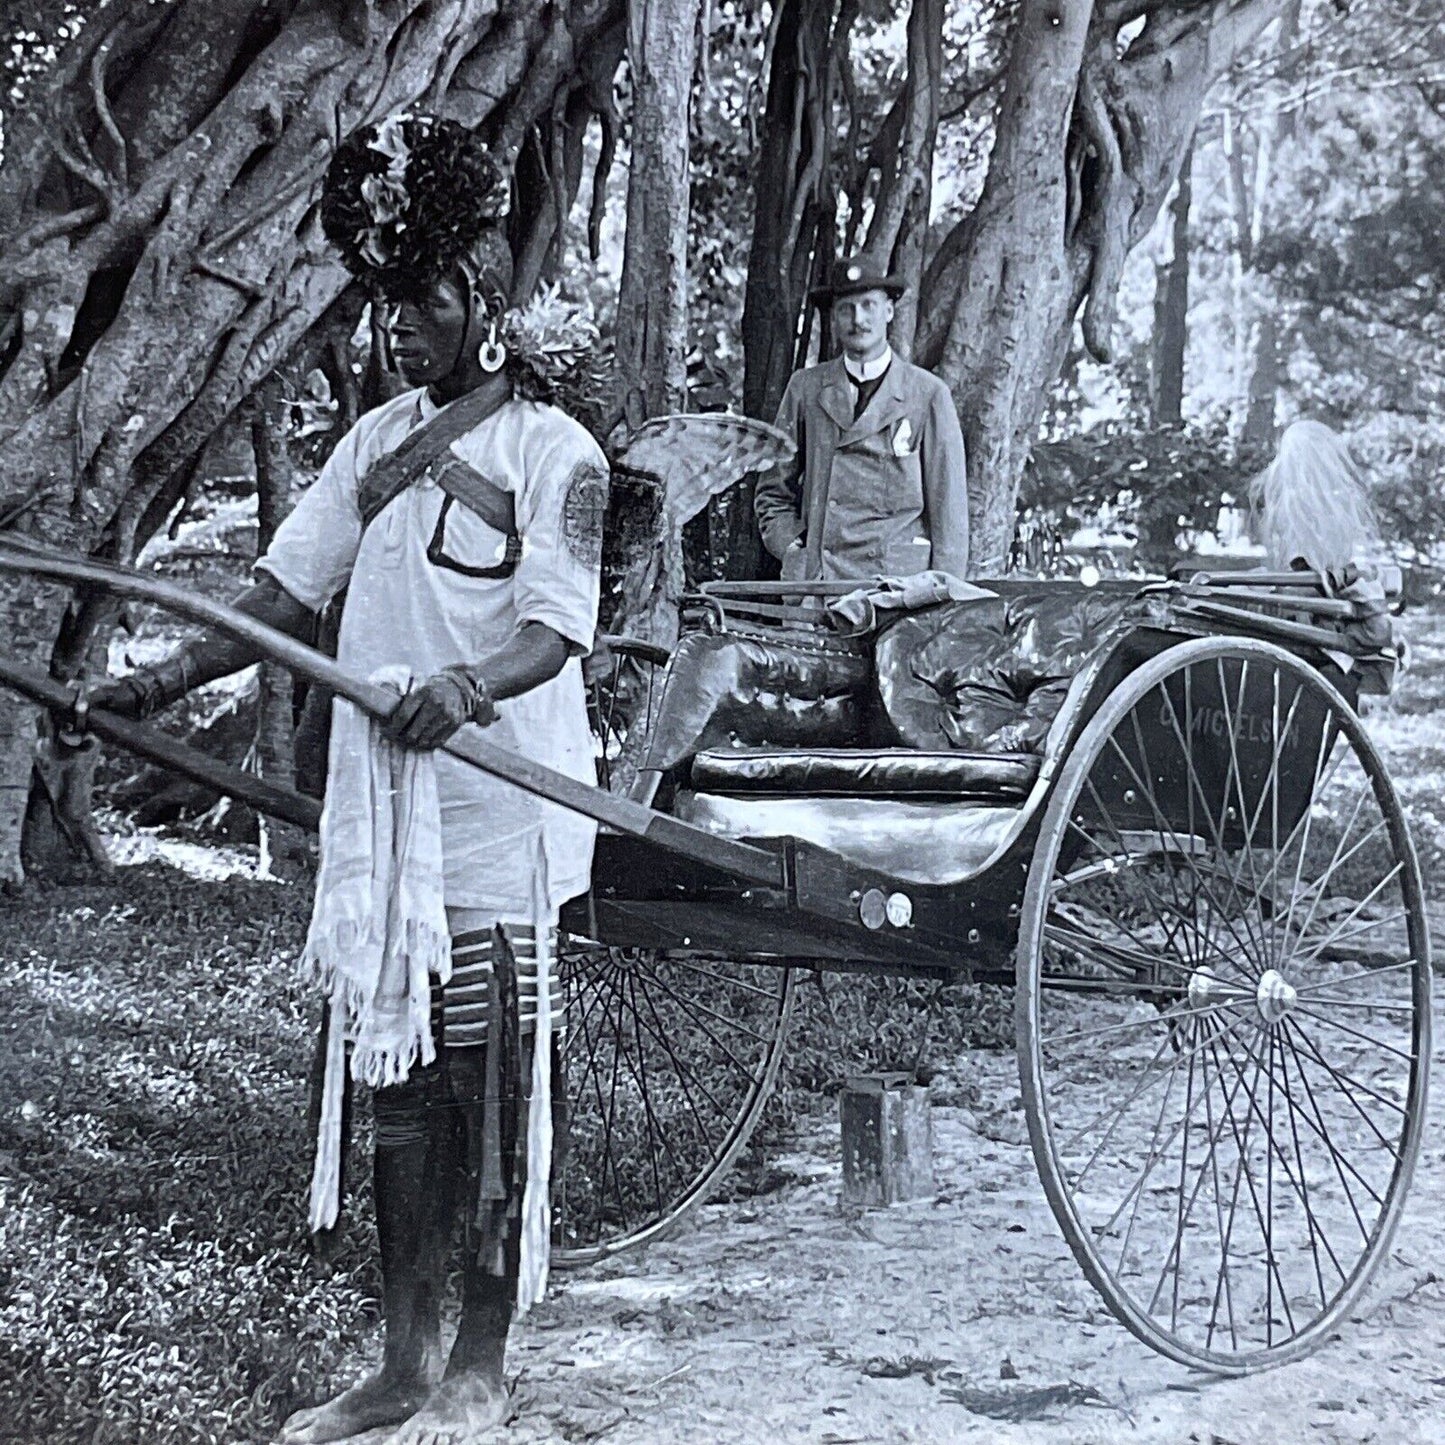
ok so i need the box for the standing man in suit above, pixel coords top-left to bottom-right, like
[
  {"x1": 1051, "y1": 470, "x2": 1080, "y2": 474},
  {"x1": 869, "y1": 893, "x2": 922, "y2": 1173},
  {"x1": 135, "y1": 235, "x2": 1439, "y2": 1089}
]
[{"x1": 755, "y1": 260, "x2": 969, "y2": 582}]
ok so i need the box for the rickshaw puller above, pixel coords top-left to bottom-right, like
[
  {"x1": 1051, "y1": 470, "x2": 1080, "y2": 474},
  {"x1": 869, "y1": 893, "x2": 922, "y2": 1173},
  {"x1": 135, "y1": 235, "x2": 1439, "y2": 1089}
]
[{"x1": 87, "y1": 113, "x2": 608, "y2": 1445}]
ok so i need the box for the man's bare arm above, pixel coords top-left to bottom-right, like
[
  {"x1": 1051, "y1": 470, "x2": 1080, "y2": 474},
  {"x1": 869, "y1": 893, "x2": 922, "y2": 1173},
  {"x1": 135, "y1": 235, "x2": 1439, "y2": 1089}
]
[{"x1": 91, "y1": 575, "x2": 317, "y2": 718}]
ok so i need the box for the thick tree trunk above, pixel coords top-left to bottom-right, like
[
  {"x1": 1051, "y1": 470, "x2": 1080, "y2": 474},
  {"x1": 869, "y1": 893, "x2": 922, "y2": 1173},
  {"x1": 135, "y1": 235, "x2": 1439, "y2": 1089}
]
[
  {"x1": 608, "y1": 0, "x2": 703, "y2": 662},
  {"x1": 859, "y1": 0, "x2": 943, "y2": 361},
  {"x1": 731, "y1": 0, "x2": 840, "y2": 579},
  {"x1": 615, "y1": 0, "x2": 700, "y2": 422},
  {"x1": 0, "y1": 0, "x2": 625, "y2": 882},
  {"x1": 920, "y1": 0, "x2": 1093, "y2": 572},
  {"x1": 1151, "y1": 145, "x2": 1192, "y2": 427},
  {"x1": 917, "y1": 0, "x2": 1291, "y2": 574}
]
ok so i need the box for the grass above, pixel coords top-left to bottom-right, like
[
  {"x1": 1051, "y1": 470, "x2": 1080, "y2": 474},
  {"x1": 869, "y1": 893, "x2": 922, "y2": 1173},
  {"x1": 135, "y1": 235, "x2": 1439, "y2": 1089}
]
[
  {"x1": 0, "y1": 868, "x2": 378, "y2": 1445},
  {"x1": 0, "y1": 865, "x2": 1008, "y2": 1444}
]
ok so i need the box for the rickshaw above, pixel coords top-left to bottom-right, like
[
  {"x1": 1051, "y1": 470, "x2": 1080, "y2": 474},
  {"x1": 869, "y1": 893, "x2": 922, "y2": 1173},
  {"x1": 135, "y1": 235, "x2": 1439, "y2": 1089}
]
[{"x1": 0, "y1": 536, "x2": 1428, "y2": 1378}]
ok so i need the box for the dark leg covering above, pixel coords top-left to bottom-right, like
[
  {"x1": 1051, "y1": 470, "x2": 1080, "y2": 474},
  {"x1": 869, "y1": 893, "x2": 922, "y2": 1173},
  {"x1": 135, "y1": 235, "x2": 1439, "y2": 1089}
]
[
  {"x1": 446, "y1": 938, "x2": 522, "y2": 1386},
  {"x1": 371, "y1": 1064, "x2": 462, "y2": 1385}
]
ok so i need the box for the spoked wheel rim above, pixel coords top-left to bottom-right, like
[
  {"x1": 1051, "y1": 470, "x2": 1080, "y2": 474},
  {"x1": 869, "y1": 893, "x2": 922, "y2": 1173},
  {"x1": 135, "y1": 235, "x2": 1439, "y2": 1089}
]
[
  {"x1": 552, "y1": 943, "x2": 794, "y2": 1267},
  {"x1": 1018, "y1": 637, "x2": 1431, "y2": 1372}
]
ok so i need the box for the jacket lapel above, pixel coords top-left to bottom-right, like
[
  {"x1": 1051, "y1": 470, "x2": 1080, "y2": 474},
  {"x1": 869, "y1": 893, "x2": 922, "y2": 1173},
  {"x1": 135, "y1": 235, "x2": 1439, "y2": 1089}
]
[{"x1": 817, "y1": 358, "x2": 855, "y2": 433}]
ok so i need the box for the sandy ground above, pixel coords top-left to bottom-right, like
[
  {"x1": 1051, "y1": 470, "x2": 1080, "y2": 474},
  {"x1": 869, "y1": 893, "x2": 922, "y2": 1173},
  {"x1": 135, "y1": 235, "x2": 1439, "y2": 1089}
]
[{"x1": 464, "y1": 1000, "x2": 1445, "y2": 1445}]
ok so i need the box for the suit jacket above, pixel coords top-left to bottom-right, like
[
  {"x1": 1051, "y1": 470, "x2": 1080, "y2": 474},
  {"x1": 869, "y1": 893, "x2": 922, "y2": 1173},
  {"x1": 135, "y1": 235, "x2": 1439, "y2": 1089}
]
[{"x1": 755, "y1": 354, "x2": 968, "y2": 582}]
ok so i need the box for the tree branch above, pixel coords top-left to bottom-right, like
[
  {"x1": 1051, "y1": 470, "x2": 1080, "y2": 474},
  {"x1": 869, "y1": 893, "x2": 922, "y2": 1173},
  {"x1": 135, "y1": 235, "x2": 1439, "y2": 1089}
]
[
  {"x1": 89, "y1": 27, "x2": 131, "y2": 194},
  {"x1": 1076, "y1": 67, "x2": 1129, "y2": 363}
]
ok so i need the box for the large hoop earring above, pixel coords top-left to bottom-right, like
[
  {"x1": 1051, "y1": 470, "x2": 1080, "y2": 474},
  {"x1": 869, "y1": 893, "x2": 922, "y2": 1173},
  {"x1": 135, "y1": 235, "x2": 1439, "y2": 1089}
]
[{"x1": 478, "y1": 320, "x2": 506, "y2": 373}]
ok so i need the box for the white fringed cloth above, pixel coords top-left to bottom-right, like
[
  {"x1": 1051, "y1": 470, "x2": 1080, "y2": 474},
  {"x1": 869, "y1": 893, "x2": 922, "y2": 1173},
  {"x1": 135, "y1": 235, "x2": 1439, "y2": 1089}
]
[
  {"x1": 301, "y1": 665, "x2": 556, "y2": 1311},
  {"x1": 304, "y1": 666, "x2": 451, "y2": 1232},
  {"x1": 518, "y1": 846, "x2": 555, "y2": 1315}
]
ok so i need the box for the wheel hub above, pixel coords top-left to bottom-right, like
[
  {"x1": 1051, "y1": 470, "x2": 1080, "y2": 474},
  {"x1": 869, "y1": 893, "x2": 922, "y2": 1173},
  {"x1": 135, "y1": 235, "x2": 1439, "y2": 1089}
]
[
  {"x1": 1256, "y1": 968, "x2": 1297, "y2": 1024},
  {"x1": 1187, "y1": 963, "x2": 1221, "y2": 1009}
]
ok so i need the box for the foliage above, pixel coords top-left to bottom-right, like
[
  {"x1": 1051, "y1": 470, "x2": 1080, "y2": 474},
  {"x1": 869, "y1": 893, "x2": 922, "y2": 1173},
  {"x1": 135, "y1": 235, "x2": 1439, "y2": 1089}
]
[
  {"x1": 779, "y1": 974, "x2": 1012, "y2": 1098},
  {"x1": 1023, "y1": 421, "x2": 1269, "y2": 571},
  {"x1": 1257, "y1": 91, "x2": 1445, "y2": 559}
]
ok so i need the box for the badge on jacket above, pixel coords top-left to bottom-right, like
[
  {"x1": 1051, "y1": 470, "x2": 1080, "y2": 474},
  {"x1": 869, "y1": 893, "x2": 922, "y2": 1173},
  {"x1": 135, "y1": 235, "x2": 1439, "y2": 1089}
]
[{"x1": 891, "y1": 417, "x2": 916, "y2": 457}]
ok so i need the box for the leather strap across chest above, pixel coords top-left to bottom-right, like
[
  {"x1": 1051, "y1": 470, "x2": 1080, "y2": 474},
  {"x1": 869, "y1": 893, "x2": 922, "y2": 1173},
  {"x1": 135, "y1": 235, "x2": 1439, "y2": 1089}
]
[{"x1": 355, "y1": 376, "x2": 519, "y2": 564}]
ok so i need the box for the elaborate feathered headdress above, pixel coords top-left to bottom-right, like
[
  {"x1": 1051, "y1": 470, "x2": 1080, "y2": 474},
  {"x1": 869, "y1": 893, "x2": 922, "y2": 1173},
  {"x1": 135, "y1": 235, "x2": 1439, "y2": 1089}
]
[
  {"x1": 324, "y1": 113, "x2": 614, "y2": 431},
  {"x1": 1251, "y1": 420, "x2": 1380, "y2": 580},
  {"x1": 320, "y1": 112, "x2": 510, "y2": 298}
]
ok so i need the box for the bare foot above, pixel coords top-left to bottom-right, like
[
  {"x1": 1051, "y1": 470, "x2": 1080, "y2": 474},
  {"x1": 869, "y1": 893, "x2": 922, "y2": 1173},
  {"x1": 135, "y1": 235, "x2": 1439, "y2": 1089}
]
[
  {"x1": 382, "y1": 1373, "x2": 510, "y2": 1444},
  {"x1": 277, "y1": 1371, "x2": 431, "y2": 1445}
]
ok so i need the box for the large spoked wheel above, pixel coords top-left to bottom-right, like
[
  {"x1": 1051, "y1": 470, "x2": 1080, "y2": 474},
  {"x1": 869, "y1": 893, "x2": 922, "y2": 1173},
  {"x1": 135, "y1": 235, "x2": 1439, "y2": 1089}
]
[
  {"x1": 552, "y1": 944, "x2": 794, "y2": 1266},
  {"x1": 1018, "y1": 636, "x2": 1431, "y2": 1372}
]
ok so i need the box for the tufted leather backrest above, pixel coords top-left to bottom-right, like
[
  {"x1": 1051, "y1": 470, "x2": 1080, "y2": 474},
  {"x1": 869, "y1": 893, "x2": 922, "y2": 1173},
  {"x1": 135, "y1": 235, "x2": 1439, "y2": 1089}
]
[{"x1": 874, "y1": 586, "x2": 1144, "y2": 755}]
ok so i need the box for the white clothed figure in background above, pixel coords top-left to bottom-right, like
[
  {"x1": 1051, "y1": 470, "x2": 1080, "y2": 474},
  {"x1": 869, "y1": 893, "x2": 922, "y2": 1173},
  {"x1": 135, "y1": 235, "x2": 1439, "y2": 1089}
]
[{"x1": 1251, "y1": 419, "x2": 1382, "y2": 579}]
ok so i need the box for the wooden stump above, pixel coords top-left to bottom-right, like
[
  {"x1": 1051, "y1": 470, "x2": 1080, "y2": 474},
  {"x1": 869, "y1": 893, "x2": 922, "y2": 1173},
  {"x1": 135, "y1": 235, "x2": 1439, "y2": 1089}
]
[{"x1": 840, "y1": 1072, "x2": 934, "y2": 1206}]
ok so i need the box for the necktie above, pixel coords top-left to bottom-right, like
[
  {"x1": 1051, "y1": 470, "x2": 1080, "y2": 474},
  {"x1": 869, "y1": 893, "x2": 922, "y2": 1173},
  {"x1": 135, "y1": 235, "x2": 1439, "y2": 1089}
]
[{"x1": 850, "y1": 364, "x2": 888, "y2": 420}]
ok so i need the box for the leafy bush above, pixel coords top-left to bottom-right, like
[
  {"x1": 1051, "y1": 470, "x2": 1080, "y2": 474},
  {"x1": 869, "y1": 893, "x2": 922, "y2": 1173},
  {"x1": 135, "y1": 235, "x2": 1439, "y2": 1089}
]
[{"x1": 1023, "y1": 421, "x2": 1270, "y2": 571}]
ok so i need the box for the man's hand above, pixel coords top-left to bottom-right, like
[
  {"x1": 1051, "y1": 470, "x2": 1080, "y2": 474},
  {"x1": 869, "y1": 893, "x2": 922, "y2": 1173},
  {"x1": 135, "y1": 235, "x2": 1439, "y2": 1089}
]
[
  {"x1": 781, "y1": 534, "x2": 807, "y2": 583},
  {"x1": 384, "y1": 668, "x2": 497, "y2": 750}
]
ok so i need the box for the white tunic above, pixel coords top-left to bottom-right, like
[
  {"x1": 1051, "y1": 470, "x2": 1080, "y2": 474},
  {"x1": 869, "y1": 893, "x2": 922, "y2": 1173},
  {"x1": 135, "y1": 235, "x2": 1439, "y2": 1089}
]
[{"x1": 259, "y1": 387, "x2": 607, "y2": 914}]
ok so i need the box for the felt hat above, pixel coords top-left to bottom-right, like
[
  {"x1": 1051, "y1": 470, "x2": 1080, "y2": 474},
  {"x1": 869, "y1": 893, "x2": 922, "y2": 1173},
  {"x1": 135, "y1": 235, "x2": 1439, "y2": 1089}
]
[
  {"x1": 320, "y1": 112, "x2": 511, "y2": 299},
  {"x1": 809, "y1": 258, "x2": 907, "y2": 306}
]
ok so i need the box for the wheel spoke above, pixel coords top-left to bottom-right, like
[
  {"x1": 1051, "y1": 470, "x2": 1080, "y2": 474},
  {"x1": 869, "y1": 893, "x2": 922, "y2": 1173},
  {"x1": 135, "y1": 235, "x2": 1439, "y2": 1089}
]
[
  {"x1": 1231, "y1": 1021, "x2": 1387, "y2": 1220},
  {"x1": 1291, "y1": 958, "x2": 1419, "y2": 997},
  {"x1": 1271, "y1": 1021, "x2": 1379, "y2": 1240},
  {"x1": 1203, "y1": 1028, "x2": 1298, "y2": 1342},
  {"x1": 1213, "y1": 659, "x2": 1272, "y2": 964},
  {"x1": 1095, "y1": 742, "x2": 1259, "y2": 972},
  {"x1": 1059, "y1": 819, "x2": 1227, "y2": 977},
  {"x1": 1277, "y1": 1029, "x2": 1347, "y2": 1302},
  {"x1": 1286, "y1": 1002, "x2": 1415, "y2": 1064},
  {"x1": 1043, "y1": 994, "x2": 1238, "y2": 1052},
  {"x1": 1280, "y1": 1016, "x2": 1408, "y2": 1122},
  {"x1": 1157, "y1": 676, "x2": 1268, "y2": 955},
  {"x1": 1057, "y1": 1007, "x2": 1253, "y2": 1160},
  {"x1": 1043, "y1": 914, "x2": 1198, "y2": 986},
  {"x1": 1277, "y1": 786, "x2": 1379, "y2": 962},
  {"x1": 555, "y1": 944, "x2": 790, "y2": 1261}
]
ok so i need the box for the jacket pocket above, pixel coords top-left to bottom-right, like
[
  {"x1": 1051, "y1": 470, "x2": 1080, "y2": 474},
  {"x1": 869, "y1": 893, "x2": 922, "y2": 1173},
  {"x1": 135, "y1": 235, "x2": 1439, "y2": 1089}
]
[{"x1": 883, "y1": 533, "x2": 932, "y2": 578}]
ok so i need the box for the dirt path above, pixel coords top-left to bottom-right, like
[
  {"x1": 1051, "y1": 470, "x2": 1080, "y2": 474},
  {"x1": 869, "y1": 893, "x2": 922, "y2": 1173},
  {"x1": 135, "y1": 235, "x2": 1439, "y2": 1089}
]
[{"x1": 483, "y1": 995, "x2": 1445, "y2": 1445}]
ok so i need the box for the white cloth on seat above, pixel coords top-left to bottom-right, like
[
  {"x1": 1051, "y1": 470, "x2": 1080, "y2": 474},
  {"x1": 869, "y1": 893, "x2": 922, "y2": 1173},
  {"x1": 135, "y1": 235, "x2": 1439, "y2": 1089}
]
[
  {"x1": 827, "y1": 571, "x2": 995, "y2": 635},
  {"x1": 677, "y1": 791, "x2": 1021, "y2": 887},
  {"x1": 303, "y1": 665, "x2": 453, "y2": 1231}
]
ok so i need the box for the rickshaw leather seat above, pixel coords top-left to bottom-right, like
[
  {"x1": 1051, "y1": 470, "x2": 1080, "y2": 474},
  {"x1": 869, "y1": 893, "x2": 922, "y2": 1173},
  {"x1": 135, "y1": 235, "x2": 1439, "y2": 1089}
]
[
  {"x1": 690, "y1": 747, "x2": 1039, "y2": 799},
  {"x1": 876, "y1": 587, "x2": 1143, "y2": 753}
]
